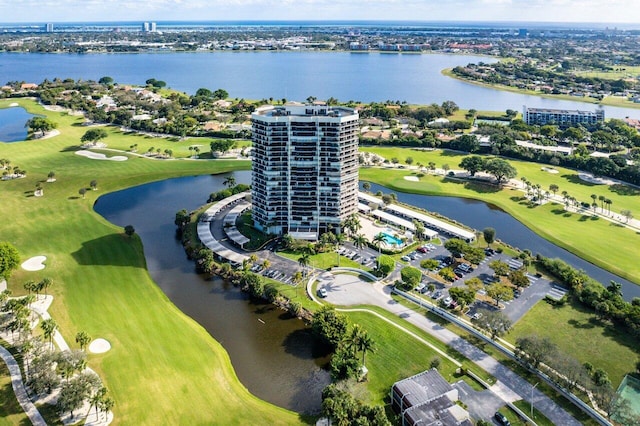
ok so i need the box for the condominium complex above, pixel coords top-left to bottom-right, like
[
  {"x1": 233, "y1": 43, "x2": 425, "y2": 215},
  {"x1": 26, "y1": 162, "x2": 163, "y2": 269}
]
[
  {"x1": 523, "y1": 106, "x2": 604, "y2": 127},
  {"x1": 251, "y1": 103, "x2": 359, "y2": 240}
]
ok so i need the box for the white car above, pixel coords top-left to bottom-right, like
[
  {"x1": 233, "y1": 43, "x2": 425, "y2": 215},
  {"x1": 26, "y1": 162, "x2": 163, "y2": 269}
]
[
  {"x1": 401, "y1": 255, "x2": 411, "y2": 262},
  {"x1": 443, "y1": 296, "x2": 453, "y2": 306},
  {"x1": 317, "y1": 288, "x2": 328, "y2": 298}
]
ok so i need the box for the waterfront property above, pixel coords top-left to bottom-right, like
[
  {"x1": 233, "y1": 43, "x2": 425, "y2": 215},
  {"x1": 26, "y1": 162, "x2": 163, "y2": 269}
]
[
  {"x1": 523, "y1": 106, "x2": 605, "y2": 127},
  {"x1": 251, "y1": 102, "x2": 359, "y2": 240},
  {"x1": 391, "y1": 369, "x2": 473, "y2": 426}
]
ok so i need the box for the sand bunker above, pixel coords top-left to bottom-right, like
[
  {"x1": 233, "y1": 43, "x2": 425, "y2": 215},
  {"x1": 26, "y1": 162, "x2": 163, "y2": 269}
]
[
  {"x1": 21, "y1": 256, "x2": 46, "y2": 271},
  {"x1": 75, "y1": 150, "x2": 127, "y2": 162},
  {"x1": 541, "y1": 167, "x2": 559, "y2": 174},
  {"x1": 578, "y1": 173, "x2": 611, "y2": 185},
  {"x1": 404, "y1": 176, "x2": 419, "y2": 182},
  {"x1": 9, "y1": 103, "x2": 19, "y2": 107},
  {"x1": 89, "y1": 338, "x2": 111, "y2": 354}
]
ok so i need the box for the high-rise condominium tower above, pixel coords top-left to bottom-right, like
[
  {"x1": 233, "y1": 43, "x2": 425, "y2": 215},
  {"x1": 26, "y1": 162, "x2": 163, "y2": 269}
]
[{"x1": 251, "y1": 103, "x2": 359, "y2": 240}]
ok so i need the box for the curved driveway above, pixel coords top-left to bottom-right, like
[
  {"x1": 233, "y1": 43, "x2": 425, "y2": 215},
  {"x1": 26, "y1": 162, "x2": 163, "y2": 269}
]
[{"x1": 321, "y1": 275, "x2": 580, "y2": 426}]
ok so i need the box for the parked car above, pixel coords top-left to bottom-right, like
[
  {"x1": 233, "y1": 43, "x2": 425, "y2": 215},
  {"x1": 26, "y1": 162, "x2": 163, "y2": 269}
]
[
  {"x1": 432, "y1": 291, "x2": 442, "y2": 300},
  {"x1": 458, "y1": 263, "x2": 473, "y2": 272},
  {"x1": 442, "y1": 296, "x2": 453, "y2": 306},
  {"x1": 415, "y1": 283, "x2": 426, "y2": 293},
  {"x1": 471, "y1": 312, "x2": 483, "y2": 320},
  {"x1": 514, "y1": 289, "x2": 521, "y2": 298},
  {"x1": 317, "y1": 288, "x2": 328, "y2": 298},
  {"x1": 401, "y1": 255, "x2": 411, "y2": 262},
  {"x1": 494, "y1": 412, "x2": 511, "y2": 426},
  {"x1": 417, "y1": 246, "x2": 428, "y2": 253}
]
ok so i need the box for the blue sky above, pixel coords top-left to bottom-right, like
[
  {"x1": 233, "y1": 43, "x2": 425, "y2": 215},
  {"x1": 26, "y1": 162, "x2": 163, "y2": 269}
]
[{"x1": 1, "y1": 0, "x2": 639, "y2": 25}]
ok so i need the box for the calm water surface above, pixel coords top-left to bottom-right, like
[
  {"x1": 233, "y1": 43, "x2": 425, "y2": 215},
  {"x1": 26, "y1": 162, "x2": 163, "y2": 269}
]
[
  {"x1": 1, "y1": 51, "x2": 639, "y2": 119},
  {"x1": 94, "y1": 170, "x2": 639, "y2": 413},
  {"x1": 94, "y1": 171, "x2": 331, "y2": 415},
  {"x1": 0, "y1": 106, "x2": 35, "y2": 142}
]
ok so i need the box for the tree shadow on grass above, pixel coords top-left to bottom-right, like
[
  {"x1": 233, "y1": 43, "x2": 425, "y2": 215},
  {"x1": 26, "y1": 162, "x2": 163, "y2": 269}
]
[
  {"x1": 0, "y1": 380, "x2": 34, "y2": 426},
  {"x1": 60, "y1": 145, "x2": 81, "y2": 152},
  {"x1": 442, "y1": 177, "x2": 500, "y2": 194},
  {"x1": 71, "y1": 233, "x2": 143, "y2": 267},
  {"x1": 567, "y1": 319, "x2": 596, "y2": 329},
  {"x1": 609, "y1": 184, "x2": 640, "y2": 197},
  {"x1": 561, "y1": 174, "x2": 598, "y2": 187},
  {"x1": 550, "y1": 209, "x2": 573, "y2": 218}
]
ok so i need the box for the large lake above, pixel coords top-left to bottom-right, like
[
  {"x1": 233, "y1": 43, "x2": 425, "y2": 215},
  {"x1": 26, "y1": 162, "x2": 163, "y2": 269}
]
[{"x1": 1, "y1": 51, "x2": 639, "y2": 119}]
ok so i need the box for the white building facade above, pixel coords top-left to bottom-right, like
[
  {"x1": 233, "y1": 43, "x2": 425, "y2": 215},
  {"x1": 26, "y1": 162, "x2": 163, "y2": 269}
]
[{"x1": 251, "y1": 103, "x2": 359, "y2": 240}]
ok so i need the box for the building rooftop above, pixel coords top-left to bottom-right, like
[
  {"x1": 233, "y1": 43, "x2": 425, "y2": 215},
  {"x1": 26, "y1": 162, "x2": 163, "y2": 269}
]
[
  {"x1": 253, "y1": 103, "x2": 357, "y2": 118},
  {"x1": 393, "y1": 369, "x2": 455, "y2": 408}
]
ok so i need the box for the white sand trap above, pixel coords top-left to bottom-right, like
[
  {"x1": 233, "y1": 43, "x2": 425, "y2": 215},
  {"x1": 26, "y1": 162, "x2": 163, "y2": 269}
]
[
  {"x1": 404, "y1": 176, "x2": 419, "y2": 182},
  {"x1": 22, "y1": 256, "x2": 46, "y2": 271},
  {"x1": 75, "y1": 150, "x2": 127, "y2": 162},
  {"x1": 9, "y1": 102, "x2": 19, "y2": 107},
  {"x1": 89, "y1": 338, "x2": 111, "y2": 354},
  {"x1": 578, "y1": 173, "x2": 610, "y2": 185},
  {"x1": 39, "y1": 129, "x2": 60, "y2": 140},
  {"x1": 541, "y1": 167, "x2": 559, "y2": 174}
]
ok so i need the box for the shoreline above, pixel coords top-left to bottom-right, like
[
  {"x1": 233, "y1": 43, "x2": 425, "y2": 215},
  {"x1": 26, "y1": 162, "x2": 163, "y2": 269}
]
[{"x1": 441, "y1": 68, "x2": 640, "y2": 111}]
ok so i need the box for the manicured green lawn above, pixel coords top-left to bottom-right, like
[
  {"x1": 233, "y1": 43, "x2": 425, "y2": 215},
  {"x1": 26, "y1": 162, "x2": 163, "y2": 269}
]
[
  {"x1": 0, "y1": 99, "x2": 300, "y2": 425},
  {"x1": 0, "y1": 357, "x2": 28, "y2": 426},
  {"x1": 359, "y1": 147, "x2": 640, "y2": 285},
  {"x1": 277, "y1": 251, "x2": 369, "y2": 271},
  {"x1": 507, "y1": 299, "x2": 639, "y2": 387},
  {"x1": 341, "y1": 311, "x2": 459, "y2": 405}
]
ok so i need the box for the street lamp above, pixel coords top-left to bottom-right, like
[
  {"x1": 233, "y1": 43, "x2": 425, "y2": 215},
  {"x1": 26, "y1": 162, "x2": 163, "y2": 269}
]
[{"x1": 531, "y1": 382, "x2": 539, "y2": 419}]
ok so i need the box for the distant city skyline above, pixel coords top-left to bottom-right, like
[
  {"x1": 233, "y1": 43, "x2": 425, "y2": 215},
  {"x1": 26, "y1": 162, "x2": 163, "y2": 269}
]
[{"x1": 1, "y1": 0, "x2": 640, "y2": 26}]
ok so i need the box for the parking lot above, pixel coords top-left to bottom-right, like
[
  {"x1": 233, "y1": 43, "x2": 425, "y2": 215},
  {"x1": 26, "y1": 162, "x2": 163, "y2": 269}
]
[{"x1": 399, "y1": 241, "x2": 559, "y2": 324}]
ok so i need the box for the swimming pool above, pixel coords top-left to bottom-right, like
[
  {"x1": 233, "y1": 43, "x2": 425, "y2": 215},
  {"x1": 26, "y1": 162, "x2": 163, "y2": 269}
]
[{"x1": 380, "y1": 231, "x2": 403, "y2": 246}]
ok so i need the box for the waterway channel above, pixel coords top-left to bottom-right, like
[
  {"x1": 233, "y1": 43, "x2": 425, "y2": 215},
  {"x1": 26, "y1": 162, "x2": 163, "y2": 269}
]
[
  {"x1": 94, "y1": 170, "x2": 638, "y2": 413},
  {"x1": 94, "y1": 171, "x2": 331, "y2": 415},
  {"x1": 363, "y1": 182, "x2": 640, "y2": 301}
]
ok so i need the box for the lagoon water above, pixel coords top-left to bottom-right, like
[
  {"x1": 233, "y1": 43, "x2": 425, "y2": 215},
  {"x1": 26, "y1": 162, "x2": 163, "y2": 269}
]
[
  {"x1": 364, "y1": 182, "x2": 640, "y2": 301},
  {"x1": 1, "y1": 51, "x2": 639, "y2": 119},
  {"x1": 95, "y1": 171, "x2": 331, "y2": 415},
  {"x1": 0, "y1": 106, "x2": 34, "y2": 142},
  {"x1": 94, "y1": 171, "x2": 639, "y2": 416}
]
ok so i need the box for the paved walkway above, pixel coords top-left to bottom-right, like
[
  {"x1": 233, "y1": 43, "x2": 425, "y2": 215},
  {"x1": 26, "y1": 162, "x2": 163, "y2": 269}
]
[
  {"x1": 322, "y1": 277, "x2": 581, "y2": 426},
  {"x1": 0, "y1": 345, "x2": 47, "y2": 426},
  {"x1": 1, "y1": 295, "x2": 113, "y2": 426}
]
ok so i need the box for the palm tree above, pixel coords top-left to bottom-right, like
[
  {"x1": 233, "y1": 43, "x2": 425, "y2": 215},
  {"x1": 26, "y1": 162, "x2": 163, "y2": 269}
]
[
  {"x1": 75, "y1": 331, "x2": 92, "y2": 351},
  {"x1": 40, "y1": 318, "x2": 58, "y2": 349},
  {"x1": 604, "y1": 198, "x2": 612, "y2": 215},
  {"x1": 298, "y1": 254, "x2": 310, "y2": 275},
  {"x1": 89, "y1": 387, "x2": 107, "y2": 422},
  {"x1": 40, "y1": 277, "x2": 52, "y2": 298},
  {"x1": 549, "y1": 184, "x2": 559, "y2": 197},
  {"x1": 362, "y1": 182, "x2": 371, "y2": 192},
  {"x1": 23, "y1": 280, "x2": 36, "y2": 295},
  {"x1": 598, "y1": 195, "x2": 605, "y2": 212},
  {"x1": 353, "y1": 234, "x2": 368, "y2": 260},
  {"x1": 262, "y1": 259, "x2": 271, "y2": 270},
  {"x1": 345, "y1": 325, "x2": 376, "y2": 367},
  {"x1": 194, "y1": 147, "x2": 200, "y2": 158},
  {"x1": 373, "y1": 233, "x2": 385, "y2": 254},
  {"x1": 100, "y1": 396, "x2": 115, "y2": 421},
  {"x1": 90, "y1": 180, "x2": 98, "y2": 191},
  {"x1": 334, "y1": 233, "x2": 346, "y2": 266},
  {"x1": 79, "y1": 188, "x2": 87, "y2": 199}
]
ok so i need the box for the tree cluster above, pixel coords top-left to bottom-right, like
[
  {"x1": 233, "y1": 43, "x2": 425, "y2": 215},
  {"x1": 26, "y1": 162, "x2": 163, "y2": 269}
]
[{"x1": 538, "y1": 257, "x2": 640, "y2": 339}]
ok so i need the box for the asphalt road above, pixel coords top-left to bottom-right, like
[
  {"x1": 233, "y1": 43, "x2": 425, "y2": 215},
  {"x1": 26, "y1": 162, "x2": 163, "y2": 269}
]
[{"x1": 322, "y1": 277, "x2": 581, "y2": 426}]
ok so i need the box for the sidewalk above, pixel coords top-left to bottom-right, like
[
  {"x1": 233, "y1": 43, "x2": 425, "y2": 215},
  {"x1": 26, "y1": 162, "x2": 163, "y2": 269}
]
[{"x1": 322, "y1": 277, "x2": 581, "y2": 425}]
